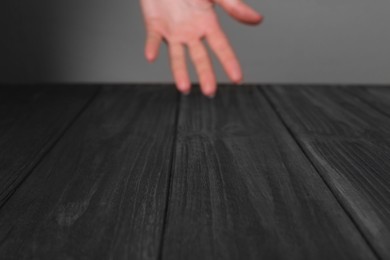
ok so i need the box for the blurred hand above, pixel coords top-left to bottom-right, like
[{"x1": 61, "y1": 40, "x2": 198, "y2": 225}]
[{"x1": 140, "y1": 0, "x2": 262, "y2": 97}]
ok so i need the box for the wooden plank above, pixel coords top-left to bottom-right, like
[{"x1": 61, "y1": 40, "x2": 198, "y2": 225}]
[
  {"x1": 263, "y1": 85, "x2": 390, "y2": 259},
  {"x1": 346, "y1": 86, "x2": 390, "y2": 118},
  {"x1": 0, "y1": 85, "x2": 178, "y2": 259},
  {"x1": 162, "y1": 85, "x2": 376, "y2": 260},
  {"x1": 0, "y1": 84, "x2": 99, "y2": 207}
]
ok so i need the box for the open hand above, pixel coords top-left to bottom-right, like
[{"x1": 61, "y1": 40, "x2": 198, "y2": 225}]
[{"x1": 140, "y1": 0, "x2": 262, "y2": 97}]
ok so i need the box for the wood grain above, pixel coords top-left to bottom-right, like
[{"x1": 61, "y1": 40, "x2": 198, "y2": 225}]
[
  {"x1": 346, "y1": 86, "x2": 390, "y2": 118},
  {"x1": 263, "y1": 85, "x2": 390, "y2": 259},
  {"x1": 0, "y1": 85, "x2": 178, "y2": 259},
  {"x1": 162, "y1": 85, "x2": 376, "y2": 260},
  {"x1": 0, "y1": 84, "x2": 98, "y2": 208}
]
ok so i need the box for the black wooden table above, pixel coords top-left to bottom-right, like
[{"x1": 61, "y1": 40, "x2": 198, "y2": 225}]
[{"x1": 0, "y1": 84, "x2": 389, "y2": 260}]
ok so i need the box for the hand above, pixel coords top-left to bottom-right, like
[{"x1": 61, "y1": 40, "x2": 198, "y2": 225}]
[{"x1": 140, "y1": 0, "x2": 262, "y2": 97}]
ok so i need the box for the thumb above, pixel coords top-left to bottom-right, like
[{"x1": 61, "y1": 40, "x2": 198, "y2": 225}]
[{"x1": 215, "y1": 0, "x2": 263, "y2": 25}]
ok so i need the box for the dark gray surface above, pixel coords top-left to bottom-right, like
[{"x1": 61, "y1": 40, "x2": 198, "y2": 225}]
[
  {"x1": 0, "y1": 85, "x2": 98, "y2": 208},
  {"x1": 162, "y1": 85, "x2": 375, "y2": 259},
  {"x1": 0, "y1": 85, "x2": 178, "y2": 259},
  {"x1": 0, "y1": 84, "x2": 389, "y2": 259},
  {"x1": 264, "y1": 85, "x2": 390, "y2": 259},
  {"x1": 346, "y1": 87, "x2": 390, "y2": 118}
]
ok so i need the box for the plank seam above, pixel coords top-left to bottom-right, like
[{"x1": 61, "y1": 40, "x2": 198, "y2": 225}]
[
  {"x1": 0, "y1": 85, "x2": 102, "y2": 211},
  {"x1": 259, "y1": 85, "x2": 382, "y2": 260},
  {"x1": 157, "y1": 88, "x2": 181, "y2": 260}
]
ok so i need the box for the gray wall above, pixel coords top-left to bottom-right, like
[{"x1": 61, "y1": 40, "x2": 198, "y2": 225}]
[{"x1": 1, "y1": 0, "x2": 389, "y2": 84}]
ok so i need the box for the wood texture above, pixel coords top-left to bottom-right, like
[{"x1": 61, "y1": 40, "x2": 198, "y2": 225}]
[
  {"x1": 162, "y1": 85, "x2": 376, "y2": 260},
  {"x1": 346, "y1": 86, "x2": 390, "y2": 118},
  {"x1": 263, "y1": 85, "x2": 390, "y2": 259},
  {"x1": 0, "y1": 85, "x2": 178, "y2": 259},
  {"x1": 0, "y1": 85, "x2": 98, "y2": 208}
]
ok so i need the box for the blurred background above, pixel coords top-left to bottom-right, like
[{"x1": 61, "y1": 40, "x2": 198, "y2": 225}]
[{"x1": 0, "y1": 0, "x2": 389, "y2": 84}]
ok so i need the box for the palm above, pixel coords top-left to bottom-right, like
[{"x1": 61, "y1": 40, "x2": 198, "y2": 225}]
[{"x1": 140, "y1": 0, "x2": 262, "y2": 97}]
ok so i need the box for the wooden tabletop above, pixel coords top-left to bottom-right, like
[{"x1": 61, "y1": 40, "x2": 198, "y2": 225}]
[{"x1": 0, "y1": 84, "x2": 389, "y2": 260}]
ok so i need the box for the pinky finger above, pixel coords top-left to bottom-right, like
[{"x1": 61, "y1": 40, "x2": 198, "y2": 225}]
[{"x1": 207, "y1": 27, "x2": 242, "y2": 83}]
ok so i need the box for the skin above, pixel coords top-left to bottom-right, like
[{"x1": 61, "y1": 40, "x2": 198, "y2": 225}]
[{"x1": 140, "y1": 0, "x2": 263, "y2": 97}]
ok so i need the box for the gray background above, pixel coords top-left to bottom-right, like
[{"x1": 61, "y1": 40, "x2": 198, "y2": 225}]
[{"x1": 1, "y1": 0, "x2": 389, "y2": 84}]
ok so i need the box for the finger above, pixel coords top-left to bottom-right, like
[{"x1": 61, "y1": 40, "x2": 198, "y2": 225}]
[
  {"x1": 145, "y1": 29, "x2": 163, "y2": 62},
  {"x1": 215, "y1": 0, "x2": 263, "y2": 25},
  {"x1": 169, "y1": 43, "x2": 191, "y2": 94},
  {"x1": 188, "y1": 40, "x2": 217, "y2": 97},
  {"x1": 207, "y1": 27, "x2": 242, "y2": 84}
]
